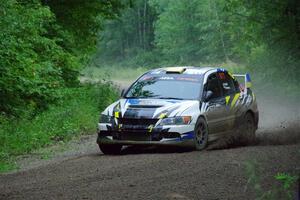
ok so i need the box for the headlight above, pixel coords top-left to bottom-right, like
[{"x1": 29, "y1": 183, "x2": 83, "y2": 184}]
[
  {"x1": 159, "y1": 116, "x2": 191, "y2": 126},
  {"x1": 99, "y1": 114, "x2": 113, "y2": 123}
]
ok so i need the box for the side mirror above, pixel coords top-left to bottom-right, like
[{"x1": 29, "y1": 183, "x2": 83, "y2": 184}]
[
  {"x1": 120, "y1": 89, "x2": 125, "y2": 97},
  {"x1": 203, "y1": 90, "x2": 213, "y2": 102}
]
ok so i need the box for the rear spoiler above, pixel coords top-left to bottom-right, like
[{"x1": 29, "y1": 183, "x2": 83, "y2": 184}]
[{"x1": 233, "y1": 73, "x2": 252, "y2": 94}]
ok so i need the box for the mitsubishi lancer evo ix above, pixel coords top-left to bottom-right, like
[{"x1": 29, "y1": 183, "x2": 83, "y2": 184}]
[{"x1": 97, "y1": 67, "x2": 259, "y2": 154}]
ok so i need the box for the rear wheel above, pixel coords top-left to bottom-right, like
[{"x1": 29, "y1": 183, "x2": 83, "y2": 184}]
[
  {"x1": 239, "y1": 112, "x2": 256, "y2": 144},
  {"x1": 99, "y1": 144, "x2": 122, "y2": 155},
  {"x1": 194, "y1": 117, "x2": 208, "y2": 150}
]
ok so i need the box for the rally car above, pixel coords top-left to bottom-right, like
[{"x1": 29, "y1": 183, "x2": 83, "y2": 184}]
[{"x1": 97, "y1": 66, "x2": 259, "y2": 154}]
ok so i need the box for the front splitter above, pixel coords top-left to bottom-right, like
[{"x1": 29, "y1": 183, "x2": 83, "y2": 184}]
[{"x1": 97, "y1": 136, "x2": 194, "y2": 147}]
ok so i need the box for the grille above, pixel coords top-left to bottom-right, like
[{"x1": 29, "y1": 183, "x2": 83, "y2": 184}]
[
  {"x1": 118, "y1": 118, "x2": 158, "y2": 126},
  {"x1": 119, "y1": 131, "x2": 151, "y2": 141},
  {"x1": 117, "y1": 118, "x2": 159, "y2": 141}
]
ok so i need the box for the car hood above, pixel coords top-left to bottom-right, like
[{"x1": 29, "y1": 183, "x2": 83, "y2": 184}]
[{"x1": 102, "y1": 98, "x2": 200, "y2": 119}]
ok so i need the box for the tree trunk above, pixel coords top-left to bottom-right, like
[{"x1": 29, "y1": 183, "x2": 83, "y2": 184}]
[
  {"x1": 143, "y1": 0, "x2": 147, "y2": 50},
  {"x1": 213, "y1": 1, "x2": 229, "y2": 62},
  {"x1": 137, "y1": 7, "x2": 143, "y2": 48}
]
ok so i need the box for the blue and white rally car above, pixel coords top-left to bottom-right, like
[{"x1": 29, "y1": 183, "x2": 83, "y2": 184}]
[{"x1": 97, "y1": 67, "x2": 259, "y2": 154}]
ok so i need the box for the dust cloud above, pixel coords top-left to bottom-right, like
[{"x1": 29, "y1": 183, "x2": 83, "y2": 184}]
[
  {"x1": 207, "y1": 88, "x2": 300, "y2": 150},
  {"x1": 255, "y1": 92, "x2": 300, "y2": 146}
]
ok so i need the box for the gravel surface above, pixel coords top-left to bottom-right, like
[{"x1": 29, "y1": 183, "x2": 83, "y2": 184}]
[
  {"x1": 1, "y1": 88, "x2": 299, "y2": 200},
  {"x1": 0, "y1": 129, "x2": 299, "y2": 200}
]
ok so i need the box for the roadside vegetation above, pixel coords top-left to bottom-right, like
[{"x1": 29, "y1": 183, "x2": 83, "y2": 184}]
[
  {"x1": 245, "y1": 161, "x2": 299, "y2": 200},
  {"x1": 0, "y1": 84, "x2": 118, "y2": 172},
  {"x1": 0, "y1": 0, "x2": 125, "y2": 171}
]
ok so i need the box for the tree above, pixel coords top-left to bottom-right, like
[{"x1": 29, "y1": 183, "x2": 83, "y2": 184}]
[
  {"x1": 97, "y1": 0, "x2": 157, "y2": 63},
  {"x1": 0, "y1": 0, "x2": 126, "y2": 116},
  {"x1": 152, "y1": 0, "x2": 234, "y2": 64}
]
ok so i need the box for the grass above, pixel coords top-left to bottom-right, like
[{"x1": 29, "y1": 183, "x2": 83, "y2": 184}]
[
  {"x1": 245, "y1": 160, "x2": 299, "y2": 200},
  {"x1": 0, "y1": 83, "x2": 118, "y2": 172}
]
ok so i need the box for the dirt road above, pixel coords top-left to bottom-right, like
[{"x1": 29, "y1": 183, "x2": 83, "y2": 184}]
[
  {"x1": 0, "y1": 127, "x2": 299, "y2": 200},
  {"x1": 1, "y1": 81, "x2": 299, "y2": 200}
]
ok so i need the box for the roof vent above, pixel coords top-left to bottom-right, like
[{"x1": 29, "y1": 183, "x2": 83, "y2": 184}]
[{"x1": 165, "y1": 67, "x2": 186, "y2": 74}]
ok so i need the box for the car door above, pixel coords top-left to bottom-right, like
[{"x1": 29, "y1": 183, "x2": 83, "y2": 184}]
[
  {"x1": 203, "y1": 73, "x2": 227, "y2": 134},
  {"x1": 218, "y1": 72, "x2": 239, "y2": 131}
]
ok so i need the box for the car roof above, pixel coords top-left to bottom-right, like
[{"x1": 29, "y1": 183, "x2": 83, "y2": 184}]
[{"x1": 147, "y1": 66, "x2": 215, "y2": 75}]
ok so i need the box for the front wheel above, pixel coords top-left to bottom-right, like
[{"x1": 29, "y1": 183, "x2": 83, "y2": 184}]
[
  {"x1": 99, "y1": 144, "x2": 122, "y2": 155},
  {"x1": 194, "y1": 117, "x2": 209, "y2": 150}
]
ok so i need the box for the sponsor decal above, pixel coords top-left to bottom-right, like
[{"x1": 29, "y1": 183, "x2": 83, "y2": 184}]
[
  {"x1": 148, "y1": 125, "x2": 154, "y2": 133},
  {"x1": 141, "y1": 76, "x2": 155, "y2": 81},
  {"x1": 159, "y1": 76, "x2": 174, "y2": 80},
  {"x1": 176, "y1": 77, "x2": 199, "y2": 82},
  {"x1": 138, "y1": 100, "x2": 163, "y2": 105},
  {"x1": 128, "y1": 99, "x2": 140, "y2": 105}
]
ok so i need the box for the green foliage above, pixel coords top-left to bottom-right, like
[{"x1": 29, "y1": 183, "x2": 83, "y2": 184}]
[
  {"x1": 97, "y1": 0, "x2": 157, "y2": 65},
  {"x1": 153, "y1": 0, "x2": 200, "y2": 63},
  {"x1": 0, "y1": 0, "x2": 76, "y2": 116},
  {"x1": 153, "y1": 0, "x2": 233, "y2": 63},
  {"x1": 95, "y1": 0, "x2": 300, "y2": 99},
  {"x1": 275, "y1": 172, "x2": 298, "y2": 199},
  {"x1": 0, "y1": 84, "x2": 118, "y2": 172},
  {"x1": 44, "y1": 0, "x2": 127, "y2": 59},
  {"x1": 0, "y1": 0, "x2": 126, "y2": 116},
  {"x1": 224, "y1": 0, "x2": 300, "y2": 97},
  {"x1": 0, "y1": 0, "x2": 127, "y2": 172},
  {"x1": 245, "y1": 161, "x2": 299, "y2": 200}
]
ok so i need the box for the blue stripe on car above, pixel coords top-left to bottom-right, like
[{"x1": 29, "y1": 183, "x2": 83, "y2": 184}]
[{"x1": 181, "y1": 131, "x2": 194, "y2": 140}]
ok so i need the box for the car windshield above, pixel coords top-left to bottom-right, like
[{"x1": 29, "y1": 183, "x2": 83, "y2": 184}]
[{"x1": 125, "y1": 74, "x2": 203, "y2": 100}]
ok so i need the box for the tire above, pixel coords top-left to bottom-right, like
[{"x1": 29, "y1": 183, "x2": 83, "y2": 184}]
[
  {"x1": 99, "y1": 144, "x2": 122, "y2": 155},
  {"x1": 239, "y1": 112, "x2": 256, "y2": 144},
  {"x1": 194, "y1": 117, "x2": 209, "y2": 150}
]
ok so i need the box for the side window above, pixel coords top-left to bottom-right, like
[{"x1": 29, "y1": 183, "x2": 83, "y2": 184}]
[
  {"x1": 206, "y1": 73, "x2": 222, "y2": 99},
  {"x1": 233, "y1": 79, "x2": 240, "y2": 92},
  {"x1": 217, "y1": 72, "x2": 236, "y2": 96}
]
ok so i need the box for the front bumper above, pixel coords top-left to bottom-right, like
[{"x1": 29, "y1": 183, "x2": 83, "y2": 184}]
[{"x1": 97, "y1": 123, "x2": 195, "y2": 147}]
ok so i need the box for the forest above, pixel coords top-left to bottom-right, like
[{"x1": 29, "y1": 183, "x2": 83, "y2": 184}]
[
  {"x1": 97, "y1": 0, "x2": 299, "y2": 93},
  {"x1": 0, "y1": 0, "x2": 299, "y2": 170}
]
